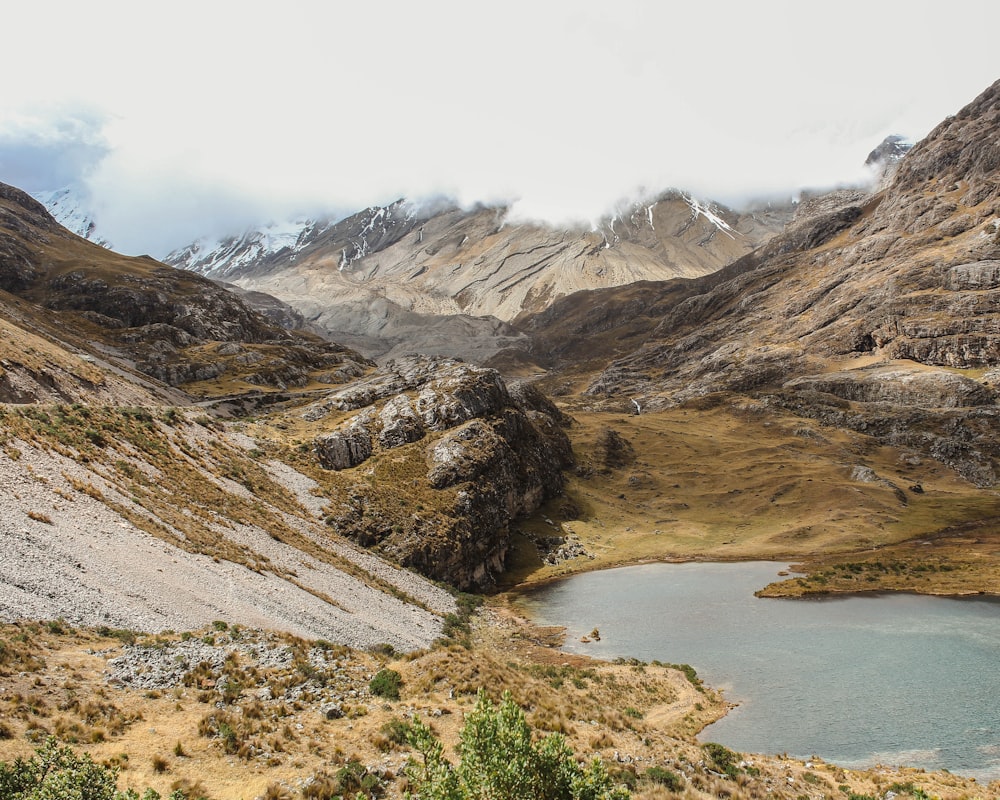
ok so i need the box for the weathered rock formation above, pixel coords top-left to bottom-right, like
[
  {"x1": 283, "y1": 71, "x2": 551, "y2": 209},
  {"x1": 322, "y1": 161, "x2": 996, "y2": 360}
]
[
  {"x1": 783, "y1": 367, "x2": 995, "y2": 409},
  {"x1": 309, "y1": 356, "x2": 572, "y2": 590}
]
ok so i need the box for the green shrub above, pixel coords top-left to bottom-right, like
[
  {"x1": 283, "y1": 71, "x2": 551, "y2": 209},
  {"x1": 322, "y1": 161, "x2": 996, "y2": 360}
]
[
  {"x1": 381, "y1": 717, "x2": 411, "y2": 745},
  {"x1": 405, "y1": 689, "x2": 629, "y2": 799},
  {"x1": 0, "y1": 737, "x2": 185, "y2": 799},
  {"x1": 369, "y1": 668, "x2": 403, "y2": 700},
  {"x1": 644, "y1": 765, "x2": 683, "y2": 791},
  {"x1": 703, "y1": 742, "x2": 740, "y2": 778}
]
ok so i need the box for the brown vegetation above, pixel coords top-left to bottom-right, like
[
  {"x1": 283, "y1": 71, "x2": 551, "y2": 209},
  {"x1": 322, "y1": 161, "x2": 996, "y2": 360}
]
[{"x1": 0, "y1": 615, "x2": 991, "y2": 800}]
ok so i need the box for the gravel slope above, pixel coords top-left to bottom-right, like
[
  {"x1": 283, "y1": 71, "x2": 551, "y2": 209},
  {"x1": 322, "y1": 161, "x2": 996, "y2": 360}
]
[{"x1": 0, "y1": 435, "x2": 455, "y2": 651}]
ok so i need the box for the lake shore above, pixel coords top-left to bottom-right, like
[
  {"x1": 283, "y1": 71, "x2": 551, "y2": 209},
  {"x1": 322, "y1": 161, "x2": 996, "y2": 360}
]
[{"x1": 511, "y1": 560, "x2": 1000, "y2": 788}]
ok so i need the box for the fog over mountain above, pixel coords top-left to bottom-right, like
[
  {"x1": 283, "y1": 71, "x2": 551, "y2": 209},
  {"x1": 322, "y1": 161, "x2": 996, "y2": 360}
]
[{"x1": 2, "y1": 1, "x2": 998, "y2": 256}]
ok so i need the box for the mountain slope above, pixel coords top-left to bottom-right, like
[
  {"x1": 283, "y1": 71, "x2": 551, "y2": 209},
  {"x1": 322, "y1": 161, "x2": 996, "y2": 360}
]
[
  {"x1": 0, "y1": 180, "x2": 467, "y2": 646},
  {"x1": 0, "y1": 179, "x2": 576, "y2": 608},
  {"x1": 0, "y1": 182, "x2": 370, "y2": 398},
  {"x1": 166, "y1": 192, "x2": 793, "y2": 361},
  {"x1": 31, "y1": 184, "x2": 111, "y2": 248},
  {"x1": 519, "y1": 80, "x2": 1000, "y2": 486}
]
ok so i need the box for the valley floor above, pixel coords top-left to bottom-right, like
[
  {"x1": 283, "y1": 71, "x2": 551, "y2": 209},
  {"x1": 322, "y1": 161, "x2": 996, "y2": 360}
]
[
  {"x1": 2, "y1": 398, "x2": 998, "y2": 799},
  {"x1": 502, "y1": 406, "x2": 1000, "y2": 600}
]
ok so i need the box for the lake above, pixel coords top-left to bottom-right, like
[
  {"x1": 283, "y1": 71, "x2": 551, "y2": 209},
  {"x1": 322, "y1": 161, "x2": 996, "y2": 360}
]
[{"x1": 516, "y1": 561, "x2": 1000, "y2": 782}]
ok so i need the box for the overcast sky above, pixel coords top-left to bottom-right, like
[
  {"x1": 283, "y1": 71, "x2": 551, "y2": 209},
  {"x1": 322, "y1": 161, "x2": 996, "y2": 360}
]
[{"x1": 2, "y1": 1, "x2": 998, "y2": 257}]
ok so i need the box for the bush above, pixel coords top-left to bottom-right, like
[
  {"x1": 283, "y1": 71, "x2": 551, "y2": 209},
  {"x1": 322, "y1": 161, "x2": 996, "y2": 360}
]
[
  {"x1": 0, "y1": 737, "x2": 185, "y2": 799},
  {"x1": 369, "y1": 668, "x2": 403, "y2": 700},
  {"x1": 381, "y1": 717, "x2": 411, "y2": 746},
  {"x1": 703, "y1": 742, "x2": 740, "y2": 778},
  {"x1": 405, "y1": 690, "x2": 630, "y2": 799},
  {"x1": 644, "y1": 766, "x2": 683, "y2": 791}
]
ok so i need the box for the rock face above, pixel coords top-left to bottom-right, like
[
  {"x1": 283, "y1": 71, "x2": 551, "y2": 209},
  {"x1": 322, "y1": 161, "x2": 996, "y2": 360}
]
[
  {"x1": 309, "y1": 356, "x2": 572, "y2": 590},
  {"x1": 315, "y1": 410, "x2": 376, "y2": 470},
  {"x1": 784, "y1": 367, "x2": 996, "y2": 409}
]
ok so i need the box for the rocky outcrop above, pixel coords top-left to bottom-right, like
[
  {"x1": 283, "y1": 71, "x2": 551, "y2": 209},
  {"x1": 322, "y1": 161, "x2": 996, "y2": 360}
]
[
  {"x1": 315, "y1": 409, "x2": 376, "y2": 470},
  {"x1": 303, "y1": 355, "x2": 456, "y2": 418},
  {"x1": 769, "y1": 388, "x2": 1000, "y2": 487},
  {"x1": 42, "y1": 268, "x2": 277, "y2": 343},
  {"x1": 945, "y1": 260, "x2": 1000, "y2": 291},
  {"x1": 784, "y1": 367, "x2": 996, "y2": 409},
  {"x1": 312, "y1": 356, "x2": 572, "y2": 590},
  {"x1": 377, "y1": 395, "x2": 425, "y2": 448}
]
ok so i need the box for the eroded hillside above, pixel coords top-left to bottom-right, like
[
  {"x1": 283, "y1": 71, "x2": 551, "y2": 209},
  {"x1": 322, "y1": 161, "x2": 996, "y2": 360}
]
[{"x1": 165, "y1": 193, "x2": 791, "y2": 362}]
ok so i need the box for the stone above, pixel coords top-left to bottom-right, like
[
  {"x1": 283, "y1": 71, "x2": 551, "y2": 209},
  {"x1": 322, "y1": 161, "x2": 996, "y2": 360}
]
[
  {"x1": 314, "y1": 410, "x2": 375, "y2": 470},
  {"x1": 377, "y1": 395, "x2": 425, "y2": 449},
  {"x1": 317, "y1": 355, "x2": 572, "y2": 590}
]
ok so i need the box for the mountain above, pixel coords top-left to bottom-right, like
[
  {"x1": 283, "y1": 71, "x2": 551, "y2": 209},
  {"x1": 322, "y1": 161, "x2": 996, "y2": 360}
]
[
  {"x1": 4, "y1": 85, "x2": 1000, "y2": 799},
  {"x1": 31, "y1": 184, "x2": 111, "y2": 248},
  {"x1": 0, "y1": 178, "x2": 476, "y2": 649},
  {"x1": 165, "y1": 192, "x2": 794, "y2": 361},
  {"x1": 518, "y1": 80, "x2": 1000, "y2": 487},
  {"x1": 0, "y1": 178, "x2": 574, "y2": 616},
  {"x1": 0, "y1": 182, "x2": 368, "y2": 399},
  {"x1": 864, "y1": 133, "x2": 914, "y2": 171}
]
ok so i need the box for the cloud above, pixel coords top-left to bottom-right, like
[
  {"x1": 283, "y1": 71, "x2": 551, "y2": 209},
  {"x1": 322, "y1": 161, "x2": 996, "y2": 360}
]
[
  {"x1": 0, "y1": 110, "x2": 109, "y2": 192},
  {"x1": 2, "y1": 1, "x2": 999, "y2": 256}
]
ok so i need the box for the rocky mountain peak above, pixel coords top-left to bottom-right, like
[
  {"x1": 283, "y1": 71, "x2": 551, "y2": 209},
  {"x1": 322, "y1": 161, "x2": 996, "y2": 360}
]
[
  {"x1": 874, "y1": 79, "x2": 1000, "y2": 222},
  {"x1": 864, "y1": 134, "x2": 913, "y2": 170}
]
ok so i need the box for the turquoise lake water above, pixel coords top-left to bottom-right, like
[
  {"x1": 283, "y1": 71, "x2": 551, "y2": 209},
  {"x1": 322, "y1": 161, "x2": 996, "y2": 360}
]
[{"x1": 517, "y1": 561, "x2": 1000, "y2": 782}]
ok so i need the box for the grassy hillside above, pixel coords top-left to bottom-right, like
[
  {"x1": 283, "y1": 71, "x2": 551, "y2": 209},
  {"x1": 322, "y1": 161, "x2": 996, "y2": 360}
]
[{"x1": 501, "y1": 401, "x2": 1000, "y2": 596}]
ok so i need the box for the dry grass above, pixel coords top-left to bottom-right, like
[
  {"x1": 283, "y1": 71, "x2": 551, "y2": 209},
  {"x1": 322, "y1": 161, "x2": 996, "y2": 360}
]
[
  {"x1": 0, "y1": 617, "x2": 991, "y2": 800},
  {"x1": 0, "y1": 403, "x2": 419, "y2": 605},
  {"x1": 0, "y1": 314, "x2": 106, "y2": 387},
  {"x1": 499, "y1": 402, "x2": 1000, "y2": 595}
]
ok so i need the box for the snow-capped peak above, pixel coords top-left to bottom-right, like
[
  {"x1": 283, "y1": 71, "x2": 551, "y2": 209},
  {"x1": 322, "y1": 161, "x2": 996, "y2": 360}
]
[
  {"x1": 165, "y1": 199, "x2": 426, "y2": 281},
  {"x1": 165, "y1": 217, "x2": 337, "y2": 279},
  {"x1": 31, "y1": 185, "x2": 111, "y2": 248}
]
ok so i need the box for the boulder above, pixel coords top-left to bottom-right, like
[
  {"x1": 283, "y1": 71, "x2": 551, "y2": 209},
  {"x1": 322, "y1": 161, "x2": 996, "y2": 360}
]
[{"x1": 315, "y1": 410, "x2": 375, "y2": 470}]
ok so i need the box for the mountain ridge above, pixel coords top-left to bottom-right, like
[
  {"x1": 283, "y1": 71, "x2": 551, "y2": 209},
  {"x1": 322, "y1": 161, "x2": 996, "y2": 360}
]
[
  {"x1": 516, "y1": 80, "x2": 1000, "y2": 488},
  {"x1": 162, "y1": 191, "x2": 794, "y2": 361}
]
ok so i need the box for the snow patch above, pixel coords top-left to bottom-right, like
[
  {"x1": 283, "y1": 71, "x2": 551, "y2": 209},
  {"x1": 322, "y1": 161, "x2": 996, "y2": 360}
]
[
  {"x1": 32, "y1": 185, "x2": 111, "y2": 248},
  {"x1": 684, "y1": 194, "x2": 740, "y2": 239}
]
